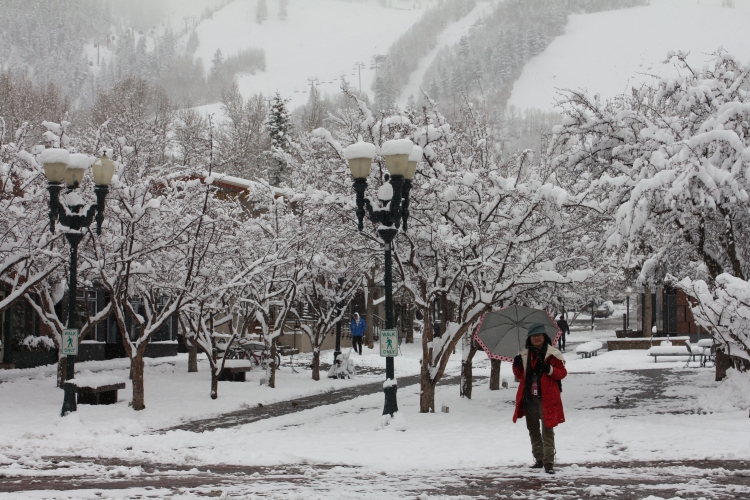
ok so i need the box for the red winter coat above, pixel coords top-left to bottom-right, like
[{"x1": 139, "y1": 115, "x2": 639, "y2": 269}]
[{"x1": 512, "y1": 345, "x2": 567, "y2": 428}]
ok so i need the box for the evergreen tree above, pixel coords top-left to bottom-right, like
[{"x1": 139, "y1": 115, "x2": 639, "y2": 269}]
[
  {"x1": 278, "y1": 0, "x2": 289, "y2": 20},
  {"x1": 302, "y1": 82, "x2": 324, "y2": 131},
  {"x1": 256, "y1": 0, "x2": 268, "y2": 24},
  {"x1": 267, "y1": 92, "x2": 292, "y2": 151},
  {"x1": 267, "y1": 92, "x2": 292, "y2": 185}
]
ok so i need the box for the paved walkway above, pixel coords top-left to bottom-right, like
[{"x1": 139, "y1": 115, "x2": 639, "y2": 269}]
[
  {"x1": 164, "y1": 373, "x2": 463, "y2": 433},
  {"x1": 2, "y1": 458, "x2": 748, "y2": 498}
]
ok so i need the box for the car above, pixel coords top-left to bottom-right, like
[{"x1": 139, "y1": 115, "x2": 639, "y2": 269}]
[{"x1": 594, "y1": 301, "x2": 615, "y2": 318}]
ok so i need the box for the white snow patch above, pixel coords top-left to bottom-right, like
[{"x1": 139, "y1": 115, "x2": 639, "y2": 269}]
[{"x1": 509, "y1": 0, "x2": 750, "y2": 111}]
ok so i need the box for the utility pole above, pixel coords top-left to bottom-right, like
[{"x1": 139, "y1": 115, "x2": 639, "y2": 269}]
[
  {"x1": 306, "y1": 77, "x2": 319, "y2": 96},
  {"x1": 354, "y1": 62, "x2": 365, "y2": 93},
  {"x1": 371, "y1": 55, "x2": 386, "y2": 77}
]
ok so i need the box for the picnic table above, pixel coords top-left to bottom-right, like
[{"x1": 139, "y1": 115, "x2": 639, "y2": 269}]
[
  {"x1": 64, "y1": 375, "x2": 127, "y2": 405},
  {"x1": 218, "y1": 359, "x2": 254, "y2": 382},
  {"x1": 647, "y1": 341, "x2": 713, "y2": 366}
]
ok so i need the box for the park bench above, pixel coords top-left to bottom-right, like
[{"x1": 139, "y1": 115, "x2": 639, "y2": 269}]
[
  {"x1": 218, "y1": 359, "x2": 254, "y2": 382},
  {"x1": 64, "y1": 375, "x2": 127, "y2": 405},
  {"x1": 575, "y1": 340, "x2": 603, "y2": 358}
]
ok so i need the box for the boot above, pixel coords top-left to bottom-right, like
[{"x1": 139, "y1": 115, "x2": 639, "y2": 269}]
[
  {"x1": 544, "y1": 463, "x2": 555, "y2": 474},
  {"x1": 530, "y1": 460, "x2": 543, "y2": 469}
]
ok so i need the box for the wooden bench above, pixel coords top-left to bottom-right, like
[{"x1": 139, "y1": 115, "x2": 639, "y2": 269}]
[
  {"x1": 65, "y1": 376, "x2": 127, "y2": 405},
  {"x1": 576, "y1": 340, "x2": 603, "y2": 358},
  {"x1": 219, "y1": 360, "x2": 254, "y2": 382}
]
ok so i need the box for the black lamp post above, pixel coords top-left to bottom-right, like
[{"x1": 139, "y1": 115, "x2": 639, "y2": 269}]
[
  {"x1": 344, "y1": 139, "x2": 421, "y2": 416},
  {"x1": 330, "y1": 277, "x2": 345, "y2": 378},
  {"x1": 41, "y1": 149, "x2": 114, "y2": 416},
  {"x1": 625, "y1": 287, "x2": 632, "y2": 332}
]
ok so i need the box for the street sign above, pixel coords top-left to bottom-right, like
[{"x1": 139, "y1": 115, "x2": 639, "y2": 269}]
[
  {"x1": 62, "y1": 329, "x2": 79, "y2": 356},
  {"x1": 379, "y1": 329, "x2": 398, "y2": 357}
]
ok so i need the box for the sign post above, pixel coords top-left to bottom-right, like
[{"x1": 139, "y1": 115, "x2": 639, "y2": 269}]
[
  {"x1": 62, "y1": 329, "x2": 79, "y2": 356},
  {"x1": 379, "y1": 328, "x2": 398, "y2": 357}
]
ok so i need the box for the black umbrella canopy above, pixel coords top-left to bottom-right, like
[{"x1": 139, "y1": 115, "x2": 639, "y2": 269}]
[{"x1": 474, "y1": 305, "x2": 561, "y2": 362}]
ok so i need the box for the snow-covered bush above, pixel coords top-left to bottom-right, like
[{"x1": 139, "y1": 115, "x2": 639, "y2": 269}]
[{"x1": 17, "y1": 335, "x2": 55, "y2": 352}]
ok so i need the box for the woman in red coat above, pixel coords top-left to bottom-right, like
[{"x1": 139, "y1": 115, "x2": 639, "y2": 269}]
[{"x1": 512, "y1": 323, "x2": 567, "y2": 474}]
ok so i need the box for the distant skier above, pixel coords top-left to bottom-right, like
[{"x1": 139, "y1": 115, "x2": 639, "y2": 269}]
[
  {"x1": 350, "y1": 312, "x2": 365, "y2": 355},
  {"x1": 556, "y1": 314, "x2": 570, "y2": 352}
]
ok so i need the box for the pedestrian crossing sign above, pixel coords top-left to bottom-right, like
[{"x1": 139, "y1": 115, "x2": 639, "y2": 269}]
[
  {"x1": 62, "y1": 329, "x2": 79, "y2": 356},
  {"x1": 379, "y1": 329, "x2": 398, "y2": 357}
]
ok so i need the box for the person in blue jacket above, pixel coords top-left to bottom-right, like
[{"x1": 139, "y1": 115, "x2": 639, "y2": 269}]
[{"x1": 350, "y1": 312, "x2": 366, "y2": 354}]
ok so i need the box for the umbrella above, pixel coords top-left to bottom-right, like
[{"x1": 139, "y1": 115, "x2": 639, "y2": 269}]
[{"x1": 474, "y1": 305, "x2": 561, "y2": 362}]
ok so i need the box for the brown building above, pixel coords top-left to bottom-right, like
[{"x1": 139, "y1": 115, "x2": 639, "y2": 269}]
[{"x1": 637, "y1": 285, "x2": 708, "y2": 341}]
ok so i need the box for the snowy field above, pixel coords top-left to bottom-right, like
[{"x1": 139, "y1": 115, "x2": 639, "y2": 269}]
[
  {"x1": 1, "y1": 329, "x2": 749, "y2": 498},
  {"x1": 508, "y1": 0, "x2": 750, "y2": 111}
]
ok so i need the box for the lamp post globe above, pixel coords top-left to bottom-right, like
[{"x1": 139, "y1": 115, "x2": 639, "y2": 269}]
[
  {"x1": 344, "y1": 138, "x2": 418, "y2": 418},
  {"x1": 41, "y1": 149, "x2": 112, "y2": 416}
]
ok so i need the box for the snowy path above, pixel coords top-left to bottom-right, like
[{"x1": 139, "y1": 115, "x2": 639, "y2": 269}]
[
  {"x1": 2, "y1": 457, "x2": 749, "y2": 498},
  {"x1": 397, "y1": 1, "x2": 493, "y2": 108},
  {"x1": 164, "y1": 373, "x2": 462, "y2": 433}
]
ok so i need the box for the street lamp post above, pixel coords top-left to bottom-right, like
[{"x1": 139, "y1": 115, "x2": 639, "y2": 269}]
[
  {"x1": 625, "y1": 287, "x2": 632, "y2": 332},
  {"x1": 344, "y1": 139, "x2": 421, "y2": 416},
  {"x1": 40, "y1": 149, "x2": 115, "y2": 416},
  {"x1": 330, "y1": 277, "x2": 344, "y2": 378}
]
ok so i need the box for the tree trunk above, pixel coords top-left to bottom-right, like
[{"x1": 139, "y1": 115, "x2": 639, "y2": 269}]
[
  {"x1": 311, "y1": 349, "x2": 320, "y2": 381},
  {"x1": 131, "y1": 353, "x2": 146, "y2": 410},
  {"x1": 420, "y1": 368, "x2": 436, "y2": 413},
  {"x1": 267, "y1": 340, "x2": 277, "y2": 388},
  {"x1": 419, "y1": 306, "x2": 435, "y2": 413},
  {"x1": 715, "y1": 348, "x2": 732, "y2": 381},
  {"x1": 210, "y1": 367, "x2": 218, "y2": 399},
  {"x1": 490, "y1": 359, "x2": 501, "y2": 390},
  {"x1": 187, "y1": 339, "x2": 198, "y2": 373},
  {"x1": 57, "y1": 356, "x2": 67, "y2": 389},
  {"x1": 460, "y1": 336, "x2": 479, "y2": 399},
  {"x1": 406, "y1": 308, "x2": 414, "y2": 344},
  {"x1": 365, "y1": 270, "x2": 376, "y2": 349}
]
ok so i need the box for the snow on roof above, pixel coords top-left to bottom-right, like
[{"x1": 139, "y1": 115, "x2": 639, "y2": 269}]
[{"x1": 204, "y1": 172, "x2": 263, "y2": 192}]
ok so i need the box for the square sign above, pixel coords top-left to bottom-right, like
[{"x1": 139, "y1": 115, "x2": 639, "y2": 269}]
[
  {"x1": 379, "y1": 329, "x2": 398, "y2": 357},
  {"x1": 62, "y1": 329, "x2": 79, "y2": 356}
]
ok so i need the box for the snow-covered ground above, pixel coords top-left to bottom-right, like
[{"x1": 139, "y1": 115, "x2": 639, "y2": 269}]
[
  {"x1": 190, "y1": 0, "x2": 425, "y2": 112},
  {"x1": 1, "y1": 329, "x2": 748, "y2": 478},
  {"x1": 397, "y1": 1, "x2": 493, "y2": 107},
  {"x1": 508, "y1": 0, "x2": 750, "y2": 111}
]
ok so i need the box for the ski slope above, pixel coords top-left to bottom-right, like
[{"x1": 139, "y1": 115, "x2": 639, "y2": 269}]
[
  {"x1": 192, "y1": 0, "x2": 425, "y2": 112},
  {"x1": 397, "y1": 1, "x2": 493, "y2": 107},
  {"x1": 508, "y1": 0, "x2": 750, "y2": 111}
]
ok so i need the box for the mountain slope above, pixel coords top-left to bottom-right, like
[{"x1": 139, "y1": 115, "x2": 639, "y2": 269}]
[
  {"x1": 192, "y1": 0, "x2": 425, "y2": 110},
  {"x1": 509, "y1": 0, "x2": 750, "y2": 110}
]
